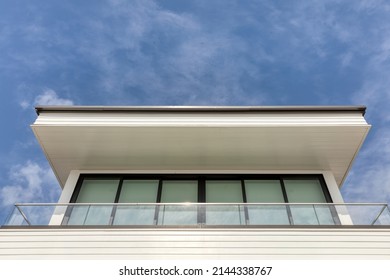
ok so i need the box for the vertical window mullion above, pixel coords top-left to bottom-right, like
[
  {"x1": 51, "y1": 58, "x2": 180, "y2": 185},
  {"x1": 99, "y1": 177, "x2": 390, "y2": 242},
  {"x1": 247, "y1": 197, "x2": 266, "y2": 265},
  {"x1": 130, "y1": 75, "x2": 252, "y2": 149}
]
[
  {"x1": 156, "y1": 179, "x2": 163, "y2": 203},
  {"x1": 109, "y1": 178, "x2": 123, "y2": 225},
  {"x1": 280, "y1": 178, "x2": 289, "y2": 203},
  {"x1": 114, "y1": 177, "x2": 124, "y2": 203},
  {"x1": 198, "y1": 179, "x2": 206, "y2": 224},
  {"x1": 154, "y1": 179, "x2": 163, "y2": 225},
  {"x1": 280, "y1": 178, "x2": 294, "y2": 225},
  {"x1": 318, "y1": 175, "x2": 340, "y2": 224},
  {"x1": 241, "y1": 179, "x2": 249, "y2": 225}
]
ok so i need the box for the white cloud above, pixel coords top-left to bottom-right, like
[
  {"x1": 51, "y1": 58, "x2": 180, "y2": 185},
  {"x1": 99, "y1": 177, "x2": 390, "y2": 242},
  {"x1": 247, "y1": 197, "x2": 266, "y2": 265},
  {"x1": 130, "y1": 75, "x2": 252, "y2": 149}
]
[
  {"x1": 19, "y1": 100, "x2": 30, "y2": 109},
  {"x1": 342, "y1": 117, "x2": 390, "y2": 203},
  {"x1": 19, "y1": 88, "x2": 74, "y2": 109},
  {"x1": 0, "y1": 161, "x2": 60, "y2": 206},
  {"x1": 34, "y1": 89, "x2": 74, "y2": 106},
  {"x1": 335, "y1": 2, "x2": 390, "y2": 205}
]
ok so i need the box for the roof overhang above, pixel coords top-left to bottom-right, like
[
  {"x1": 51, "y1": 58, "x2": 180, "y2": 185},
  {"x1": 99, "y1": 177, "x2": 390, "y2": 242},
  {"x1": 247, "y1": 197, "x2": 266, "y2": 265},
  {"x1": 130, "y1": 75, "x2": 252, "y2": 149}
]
[{"x1": 31, "y1": 106, "x2": 370, "y2": 188}]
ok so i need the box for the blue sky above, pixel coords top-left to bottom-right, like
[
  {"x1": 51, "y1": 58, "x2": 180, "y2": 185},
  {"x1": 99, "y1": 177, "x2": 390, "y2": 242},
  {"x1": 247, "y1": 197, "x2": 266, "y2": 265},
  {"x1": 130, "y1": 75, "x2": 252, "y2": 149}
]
[{"x1": 1, "y1": 0, "x2": 390, "y2": 223}]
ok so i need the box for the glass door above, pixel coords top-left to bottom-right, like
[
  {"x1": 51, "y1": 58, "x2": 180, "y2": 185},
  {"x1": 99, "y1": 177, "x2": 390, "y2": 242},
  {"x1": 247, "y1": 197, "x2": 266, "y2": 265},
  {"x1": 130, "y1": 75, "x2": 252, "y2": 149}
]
[
  {"x1": 284, "y1": 179, "x2": 335, "y2": 225},
  {"x1": 158, "y1": 181, "x2": 198, "y2": 225},
  {"x1": 205, "y1": 180, "x2": 245, "y2": 225},
  {"x1": 245, "y1": 180, "x2": 289, "y2": 225},
  {"x1": 113, "y1": 180, "x2": 159, "y2": 225},
  {"x1": 67, "y1": 179, "x2": 119, "y2": 225}
]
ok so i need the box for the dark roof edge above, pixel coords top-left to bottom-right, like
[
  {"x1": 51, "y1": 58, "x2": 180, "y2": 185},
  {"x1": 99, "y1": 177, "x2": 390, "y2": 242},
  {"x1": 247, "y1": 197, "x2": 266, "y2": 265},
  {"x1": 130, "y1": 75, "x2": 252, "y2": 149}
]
[{"x1": 35, "y1": 105, "x2": 367, "y2": 116}]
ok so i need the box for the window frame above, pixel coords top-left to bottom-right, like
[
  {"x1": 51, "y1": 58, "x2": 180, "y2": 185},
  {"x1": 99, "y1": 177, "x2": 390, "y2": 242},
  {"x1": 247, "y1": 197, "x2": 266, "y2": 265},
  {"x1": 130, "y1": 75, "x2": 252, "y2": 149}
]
[
  {"x1": 70, "y1": 174, "x2": 333, "y2": 204},
  {"x1": 66, "y1": 174, "x2": 335, "y2": 226}
]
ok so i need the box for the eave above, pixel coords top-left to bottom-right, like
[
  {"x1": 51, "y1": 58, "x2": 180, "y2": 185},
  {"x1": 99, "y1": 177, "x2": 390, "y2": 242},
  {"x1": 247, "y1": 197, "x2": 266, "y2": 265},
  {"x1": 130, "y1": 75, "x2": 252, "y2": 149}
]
[{"x1": 31, "y1": 106, "x2": 370, "y2": 188}]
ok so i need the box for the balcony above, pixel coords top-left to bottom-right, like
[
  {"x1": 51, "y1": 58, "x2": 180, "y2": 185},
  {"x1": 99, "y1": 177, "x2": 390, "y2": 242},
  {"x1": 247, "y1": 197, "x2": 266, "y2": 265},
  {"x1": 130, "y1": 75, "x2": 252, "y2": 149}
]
[{"x1": 2, "y1": 203, "x2": 390, "y2": 227}]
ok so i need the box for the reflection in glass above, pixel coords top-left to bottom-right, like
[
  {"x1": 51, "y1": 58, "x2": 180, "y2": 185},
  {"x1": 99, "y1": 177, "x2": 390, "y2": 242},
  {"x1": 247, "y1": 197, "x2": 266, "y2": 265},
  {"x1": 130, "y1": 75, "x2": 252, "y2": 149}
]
[
  {"x1": 114, "y1": 205, "x2": 156, "y2": 225},
  {"x1": 158, "y1": 204, "x2": 198, "y2": 225},
  {"x1": 113, "y1": 180, "x2": 158, "y2": 225},
  {"x1": 245, "y1": 180, "x2": 289, "y2": 225},
  {"x1": 67, "y1": 206, "x2": 88, "y2": 225},
  {"x1": 67, "y1": 179, "x2": 118, "y2": 225},
  {"x1": 246, "y1": 205, "x2": 290, "y2": 225},
  {"x1": 159, "y1": 181, "x2": 198, "y2": 225},
  {"x1": 284, "y1": 179, "x2": 335, "y2": 225},
  {"x1": 205, "y1": 205, "x2": 245, "y2": 225},
  {"x1": 84, "y1": 206, "x2": 113, "y2": 225},
  {"x1": 290, "y1": 205, "x2": 319, "y2": 225}
]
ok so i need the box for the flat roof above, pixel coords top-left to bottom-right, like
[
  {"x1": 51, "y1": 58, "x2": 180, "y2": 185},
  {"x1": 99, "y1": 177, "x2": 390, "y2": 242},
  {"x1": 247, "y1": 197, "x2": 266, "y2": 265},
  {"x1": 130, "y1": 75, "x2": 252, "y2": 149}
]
[
  {"x1": 35, "y1": 105, "x2": 366, "y2": 115},
  {"x1": 32, "y1": 105, "x2": 370, "y2": 188}
]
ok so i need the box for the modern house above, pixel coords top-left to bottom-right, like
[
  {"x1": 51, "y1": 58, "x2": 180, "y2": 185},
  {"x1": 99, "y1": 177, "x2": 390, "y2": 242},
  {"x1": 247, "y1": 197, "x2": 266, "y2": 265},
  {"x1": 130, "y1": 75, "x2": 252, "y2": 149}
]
[{"x1": 1, "y1": 105, "x2": 390, "y2": 259}]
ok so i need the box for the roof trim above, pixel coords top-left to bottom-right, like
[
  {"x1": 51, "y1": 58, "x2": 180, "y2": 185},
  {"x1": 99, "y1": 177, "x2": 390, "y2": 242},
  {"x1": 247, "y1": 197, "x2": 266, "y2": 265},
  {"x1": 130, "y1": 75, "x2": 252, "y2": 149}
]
[{"x1": 35, "y1": 105, "x2": 367, "y2": 116}]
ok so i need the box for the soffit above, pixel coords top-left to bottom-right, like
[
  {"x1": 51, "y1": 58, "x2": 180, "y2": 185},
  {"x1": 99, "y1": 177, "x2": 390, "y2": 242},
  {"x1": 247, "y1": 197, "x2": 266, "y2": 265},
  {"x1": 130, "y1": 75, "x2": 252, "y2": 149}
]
[{"x1": 31, "y1": 110, "x2": 370, "y2": 188}]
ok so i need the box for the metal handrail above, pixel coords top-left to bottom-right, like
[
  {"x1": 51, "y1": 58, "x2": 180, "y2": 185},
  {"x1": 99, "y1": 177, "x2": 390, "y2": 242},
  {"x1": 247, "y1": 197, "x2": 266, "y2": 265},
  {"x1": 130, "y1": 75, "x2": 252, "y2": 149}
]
[
  {"x1": 5, "y1": 202, "x2": 390, "y2": 227},
  {"x1": 13, "y1": 202, "x2": 390, "y2": 206}
]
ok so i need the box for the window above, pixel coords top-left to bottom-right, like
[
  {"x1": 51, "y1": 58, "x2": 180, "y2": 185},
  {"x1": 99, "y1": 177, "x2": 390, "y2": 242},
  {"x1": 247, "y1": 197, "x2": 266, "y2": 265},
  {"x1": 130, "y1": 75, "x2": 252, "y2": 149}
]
[
  {"x1": 284, "y1": 179, "x2": 335, "y2": 225},
  {"x1": 245, "y1": 180, "x2": 289, "y2": 225},
  {"x1": 65, "y1": 174, "x2": 336, "y2": 226},
  {"x1": 67, "y1": 179, "x2": 118, "y2": 225},
  {"x1": 159, "y1": 181, "x2": 198, "y2": 225},
  {"x1": 114, "y1": 180, "x2": 159, "y2": 225},
  {"x1": 206, "y1": 181, "x2": 244, "y2": 225}
]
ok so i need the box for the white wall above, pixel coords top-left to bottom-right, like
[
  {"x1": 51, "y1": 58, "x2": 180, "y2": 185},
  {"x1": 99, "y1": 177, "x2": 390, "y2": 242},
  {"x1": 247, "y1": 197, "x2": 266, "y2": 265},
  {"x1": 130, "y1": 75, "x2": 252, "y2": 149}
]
[{"x1": 48, "y1": 170, "x2": 80, "y2": 225}]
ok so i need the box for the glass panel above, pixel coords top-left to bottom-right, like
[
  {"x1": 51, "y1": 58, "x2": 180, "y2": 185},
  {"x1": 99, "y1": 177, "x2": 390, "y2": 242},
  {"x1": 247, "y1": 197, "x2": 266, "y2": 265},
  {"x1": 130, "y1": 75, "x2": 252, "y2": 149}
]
[
  {"x1": 245, "y1": 180, "x2": 285, "y2": 203},
  {"x1": 114, "y1": 180, "x2": 159, "y2": 225},
  {"x1": 67, "y1": 206, "x2": 89, "y2": 225},
  {"x1": 206, "y1": 181, "x2": 244, "y2": 225},
  {"x1": 284, "y1": 179, "x2": 326, "y2": 203},
  {"x1": 314, "y1": 205, "x2": 335, "y2": 225},
  {"x1": 375, "y1": 207, "x2": 390, "y2": 225},
  {"x1": 158, "y1": 204, "x2": 198, "y2": 226},
  {"x1": 246, "y1": 205, "x2": 290, "y2": 225},
  {"x1": 118, "y1": 180, "x2": 159, "y2": 203},
  {"x1": 67, "y1": 179, "x2": 119, "y2": 225},
  {"x1": 344, "y1": 204, "x2": 386, "y2": 225},
  {"x1": 289, "y1": 205, "x2": 319, "y2": 225},
  {"x1": 245, "y1": 180, "x2": 289, "y2": 225},
  {"x1": 84, "y1": 206, "x2": 113, "y2": 225},
  {"x1": 159, "y1": 181, "x2": 198, "y2": 225},
  {"x1": 284, "y1": 178, "x2": 333, "y2": 225},
  {"x1": 5, "y1": 207, "x2": 27, "y2": 226},
  {"x1": 161, "y1": 181, "x2": 198, "y2": 203},
  {"x1": 76, "y1": 179, "x2": 119, "y2": 203}
]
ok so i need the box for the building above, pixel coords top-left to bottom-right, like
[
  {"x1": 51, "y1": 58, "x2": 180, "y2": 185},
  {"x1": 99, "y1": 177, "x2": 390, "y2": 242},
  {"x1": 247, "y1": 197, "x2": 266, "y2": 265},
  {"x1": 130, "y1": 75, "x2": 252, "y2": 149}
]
[{"x1": 1, "y1": 105, "x2": 390, "y2": 259}]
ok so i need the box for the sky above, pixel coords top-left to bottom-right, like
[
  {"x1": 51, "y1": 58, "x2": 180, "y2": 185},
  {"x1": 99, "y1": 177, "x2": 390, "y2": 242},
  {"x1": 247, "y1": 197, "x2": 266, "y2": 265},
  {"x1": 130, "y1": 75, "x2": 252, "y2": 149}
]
[{"x1": 0, "y1": 0, "x2": 390, "y2": 224}]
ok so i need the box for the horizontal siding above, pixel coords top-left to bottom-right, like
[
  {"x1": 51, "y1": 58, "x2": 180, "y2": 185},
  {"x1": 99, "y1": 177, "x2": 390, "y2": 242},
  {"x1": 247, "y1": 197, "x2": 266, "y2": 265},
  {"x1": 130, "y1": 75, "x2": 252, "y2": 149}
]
[{"x1": 1, "y1": 228, "x2": 390, "y2": 259}]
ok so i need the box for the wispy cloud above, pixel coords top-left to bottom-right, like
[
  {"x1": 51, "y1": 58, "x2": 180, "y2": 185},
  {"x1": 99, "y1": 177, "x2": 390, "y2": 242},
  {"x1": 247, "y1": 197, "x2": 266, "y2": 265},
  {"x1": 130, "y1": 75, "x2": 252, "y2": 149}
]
[
  {"x1": 34, "y1": 89, "x2": 74, "y2": 106},
  {"x1": 0, "y1": 161, "x2": 60, "y2": 207},
  {"x1": 2, "y1": 0, "x2": 390, "y2": 213},
  {"x1": 343, "y1": 128, "x2": 390, "y2": 203},
  {"x1": 20, "y1": 89, "x2": 74, "y2": 109},
  {"x1": 341, "y1": 3, "x2": 390, "y2": 203},
  {"x1": 54, "y1": 0, "x2": 271, "y2": 105}
]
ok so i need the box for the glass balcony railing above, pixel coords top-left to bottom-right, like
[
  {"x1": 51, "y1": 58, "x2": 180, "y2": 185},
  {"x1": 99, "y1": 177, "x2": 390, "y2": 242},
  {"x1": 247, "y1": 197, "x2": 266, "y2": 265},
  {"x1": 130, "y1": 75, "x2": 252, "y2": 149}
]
[{"x1": 2, "y1": 203, "x2": 390, "y2": 227}]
